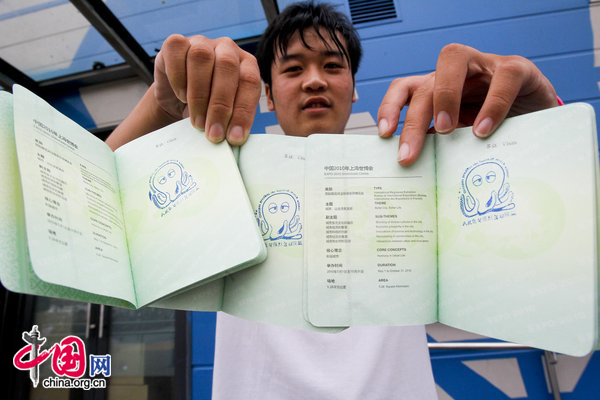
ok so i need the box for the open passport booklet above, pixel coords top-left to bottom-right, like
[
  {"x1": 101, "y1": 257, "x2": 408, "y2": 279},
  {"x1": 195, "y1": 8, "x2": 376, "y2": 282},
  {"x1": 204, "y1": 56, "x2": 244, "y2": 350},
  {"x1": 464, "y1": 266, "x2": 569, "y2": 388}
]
[{"x1": 1, "y1": 85, "x2": 599, "y2": 356}]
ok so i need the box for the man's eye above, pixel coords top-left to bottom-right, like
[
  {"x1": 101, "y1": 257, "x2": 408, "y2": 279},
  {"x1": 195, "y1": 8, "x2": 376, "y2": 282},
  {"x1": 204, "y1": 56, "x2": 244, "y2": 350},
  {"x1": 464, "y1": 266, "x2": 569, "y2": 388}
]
[
  {"x1": 325, "y1": 63, "x2": 342, "y2": 69},
  {"x1": 284, "y1": 66, "x2": 301, "y2": 73}
]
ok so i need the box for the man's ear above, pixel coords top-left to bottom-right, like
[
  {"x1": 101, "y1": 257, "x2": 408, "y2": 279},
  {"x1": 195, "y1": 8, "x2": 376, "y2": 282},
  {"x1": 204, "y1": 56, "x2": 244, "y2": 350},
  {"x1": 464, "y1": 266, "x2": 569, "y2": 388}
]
[
  {"x1": 352, "y1": 87, "x2": 358, "y2": 103},
  {"x1": 265, "y1": 84, "x2": 275, "y2": 111}
]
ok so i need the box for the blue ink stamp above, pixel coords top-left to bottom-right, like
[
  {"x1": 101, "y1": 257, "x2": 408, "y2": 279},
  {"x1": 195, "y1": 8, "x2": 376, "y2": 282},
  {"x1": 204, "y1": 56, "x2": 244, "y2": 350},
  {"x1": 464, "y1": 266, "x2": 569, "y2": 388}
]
[
  {"x1": 256, "y1": 190, "x2": 303, "y2": 241},
  {"x1": 148, "y1": 160, "x2": 196, "y2": 209},
  {"x1": 460, "y1": 158, "x2": 515, "y2": 218}
]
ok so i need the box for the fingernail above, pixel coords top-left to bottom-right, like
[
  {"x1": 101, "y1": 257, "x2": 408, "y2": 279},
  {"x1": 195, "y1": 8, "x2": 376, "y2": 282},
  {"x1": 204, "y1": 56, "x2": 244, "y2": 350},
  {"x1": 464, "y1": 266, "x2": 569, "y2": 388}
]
[
  {"x1": 378, "y1": 119, "x2": 389, "y2": 136},
  {"x1": 474, "y1": 117, "x2": 493, "y2": 137},
  {"x1": 436, "y1": 111, "x2": 452, "y2": 133},
  {"x1": 208, "y1": 123, "x2": 224, "y2": 142},
  {"x1": 228, "y1": 125, "x2": 244, "y2": 144},
  {"x1": 178, "y1": 90, "x2": 187, "y2": 103},
  {"x1": 398, "y1": 142, "x2": 410, "y2": 162}
]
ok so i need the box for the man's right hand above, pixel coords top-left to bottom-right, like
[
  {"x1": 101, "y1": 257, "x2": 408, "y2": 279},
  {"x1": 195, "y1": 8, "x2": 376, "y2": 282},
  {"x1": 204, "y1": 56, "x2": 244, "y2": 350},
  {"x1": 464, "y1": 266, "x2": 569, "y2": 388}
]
[{"x1": 154, "y1": 35, "x2": 262, "y2": 145}]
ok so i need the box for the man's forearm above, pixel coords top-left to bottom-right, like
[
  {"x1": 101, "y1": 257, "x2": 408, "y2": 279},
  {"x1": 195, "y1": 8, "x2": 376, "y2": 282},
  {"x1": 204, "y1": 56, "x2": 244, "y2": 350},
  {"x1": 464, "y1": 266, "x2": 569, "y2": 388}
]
[{"x1": 105, "y1": 83, "x2": 180, "y2": 151}]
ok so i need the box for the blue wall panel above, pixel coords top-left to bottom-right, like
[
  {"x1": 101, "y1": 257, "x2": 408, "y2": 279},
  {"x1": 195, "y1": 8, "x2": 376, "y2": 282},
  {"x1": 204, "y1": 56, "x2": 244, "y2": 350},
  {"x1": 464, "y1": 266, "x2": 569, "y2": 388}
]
[
  {"x1": 357, "y1": 9, "x2": 594, "y2": 81},
  {"x1": 352, "y1": 1, "x2": 587, "y2": 40},
  {"x1": 569, "y1": 352, "x2": 600, "y2": 399},
  {"x1": 431, "y1": 350, "x2": 552, "y2": 399},
  {"x1": 192, "y1": 367, "x2": 214, "y2": 400},
  {"x1": 191, "y1": 311, "x2": 216, "y2": 366},
  {"x1": 191, "y1": 311, "x2": 217, "y2": 397},
  {"x1": 431, "y1": 349, "x2": 600, "y2": 399}
]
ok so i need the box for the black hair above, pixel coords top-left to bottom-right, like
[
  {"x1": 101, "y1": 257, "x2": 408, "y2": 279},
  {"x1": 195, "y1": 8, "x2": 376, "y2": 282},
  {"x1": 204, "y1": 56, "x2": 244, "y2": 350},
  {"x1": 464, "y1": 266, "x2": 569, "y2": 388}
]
[{"x1": 255, "y1": 1, "x2": 362, "y2": 88}]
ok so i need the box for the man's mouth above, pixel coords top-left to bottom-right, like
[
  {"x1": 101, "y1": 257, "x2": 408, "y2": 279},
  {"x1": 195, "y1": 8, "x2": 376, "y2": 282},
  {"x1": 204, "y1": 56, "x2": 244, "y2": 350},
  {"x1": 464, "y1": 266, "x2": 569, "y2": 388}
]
[
  {"x1": 302, "y1": 97, "x2": 331, "y2": 110},
  {"x1": 305, "y1": 103, "x2": 328, "y2": 109}
]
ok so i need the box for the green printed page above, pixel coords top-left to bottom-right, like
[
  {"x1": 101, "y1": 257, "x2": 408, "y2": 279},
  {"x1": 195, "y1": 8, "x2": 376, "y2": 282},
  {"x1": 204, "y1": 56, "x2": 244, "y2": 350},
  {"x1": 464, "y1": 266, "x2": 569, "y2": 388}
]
[
  {"x1": 304, "y1": 134, "x2": 438, "y2": 327},
  {"x1": 0, "y1": 91, "x2": 133, "y2": 308},
  {"x1": 436, "y1": 103, "x2": 599, "y2": 356},
  {"x1": 221, "y1": 134, "x2": 338, "y2": 331},
  {"x1": 11, "y1": 86, "x2": 136, "y2": 305},
  {"x1": 114, "y1": 119, "x2": 267, "y2": 307}
]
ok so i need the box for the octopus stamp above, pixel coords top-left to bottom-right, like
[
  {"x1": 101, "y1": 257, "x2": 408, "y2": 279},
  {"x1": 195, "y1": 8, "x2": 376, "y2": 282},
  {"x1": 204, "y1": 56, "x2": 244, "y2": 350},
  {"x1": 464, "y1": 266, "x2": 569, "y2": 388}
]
[
  {"x1": 459, "y1": 158, "x2": 515, "y2": 219},
  {"x1": 148, "y1": 160, "x2": 196, "y2": 210},
  {"x1": 256, "y1": 190, "x2": 303, "y2": 242}
]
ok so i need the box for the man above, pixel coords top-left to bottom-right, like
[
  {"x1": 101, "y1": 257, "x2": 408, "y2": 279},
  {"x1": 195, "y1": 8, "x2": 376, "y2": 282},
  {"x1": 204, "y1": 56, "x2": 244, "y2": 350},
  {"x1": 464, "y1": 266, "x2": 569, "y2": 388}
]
[{"x1": 108, "y1": 2, "x2": 558, "y2": 398}]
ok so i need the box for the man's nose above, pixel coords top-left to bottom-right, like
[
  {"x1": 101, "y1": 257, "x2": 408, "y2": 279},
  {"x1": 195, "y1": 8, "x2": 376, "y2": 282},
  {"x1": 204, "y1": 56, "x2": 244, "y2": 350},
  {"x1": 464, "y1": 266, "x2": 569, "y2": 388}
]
[{"x1": 302, "y1": 67, "x2": 327, "y2": 91}]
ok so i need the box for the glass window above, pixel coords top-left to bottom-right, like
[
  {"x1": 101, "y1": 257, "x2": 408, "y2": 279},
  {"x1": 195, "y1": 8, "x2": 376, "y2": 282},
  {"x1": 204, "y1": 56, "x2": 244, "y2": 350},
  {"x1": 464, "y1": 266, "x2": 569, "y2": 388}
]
[
  {"x1": 106, "y1": 0, "x2": 268, "y2": 57},
  {"x1": 27, "y1": 297, "x2": 177, "y2": 400},
  {"x1": 0, "y1": 0, "x2": 124, "y2": 81},
  {"x1": 28, "y1": 298, "x2": 88, "y2": 400},
  {"x1": 108, "y1": 307, "x2": 176, "y2": 400}
]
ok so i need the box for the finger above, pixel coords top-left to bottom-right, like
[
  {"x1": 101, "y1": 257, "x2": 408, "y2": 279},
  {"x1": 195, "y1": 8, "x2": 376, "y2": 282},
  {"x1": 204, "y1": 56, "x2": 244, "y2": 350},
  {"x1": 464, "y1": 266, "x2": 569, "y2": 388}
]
[
  {"x1": 377, "y1": 78, "x2": 410, "y2": 138},
  {"x1": 226, "y1": 52, "x2": 261, "y2": 146},
  {"x1": 161, "y1": 34, "x2": 191, "y2": 103},
  {"x1": 186, "y1": 36, "x2": 215, "y2": 129},
  {"x1": 472, "y1": 57, "x2": 528, "y2": 138},
  {"x1": 433, "y1": 43, "x2": 478, "y2": 133},
  {"x1": 378, "y1": 75, "x2": 430, "y2": 138},
  {"x1": 205, "y1": 38, "x2": 240, "y2": 143},
  {"x1": 153, "y1": 52, "x2": 179, "y2": 114},
  {"x1": 398, "y1": 79, "x2": 434, "y2": 166}
]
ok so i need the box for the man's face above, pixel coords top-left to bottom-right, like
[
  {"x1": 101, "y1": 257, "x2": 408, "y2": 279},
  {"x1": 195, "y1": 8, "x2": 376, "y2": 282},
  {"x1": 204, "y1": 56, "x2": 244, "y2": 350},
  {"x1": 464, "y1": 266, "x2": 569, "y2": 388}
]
[{"x1": 266, "y1": 28, "x2": 356, "y2": 136}]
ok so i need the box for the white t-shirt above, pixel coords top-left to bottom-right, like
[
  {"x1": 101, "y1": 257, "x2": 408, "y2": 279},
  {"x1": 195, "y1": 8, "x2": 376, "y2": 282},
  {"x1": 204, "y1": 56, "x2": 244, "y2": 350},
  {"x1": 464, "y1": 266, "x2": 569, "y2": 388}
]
[{"x1": 212, "y1": 312, "x2": 437, "y2": 400}]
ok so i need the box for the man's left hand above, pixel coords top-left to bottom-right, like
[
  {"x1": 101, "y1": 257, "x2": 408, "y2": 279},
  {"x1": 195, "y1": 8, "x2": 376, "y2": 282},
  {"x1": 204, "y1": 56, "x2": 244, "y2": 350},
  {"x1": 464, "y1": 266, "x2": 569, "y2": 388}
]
[{"x1": 377, "y1": 43, "x2": 559, "y2": 165}]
